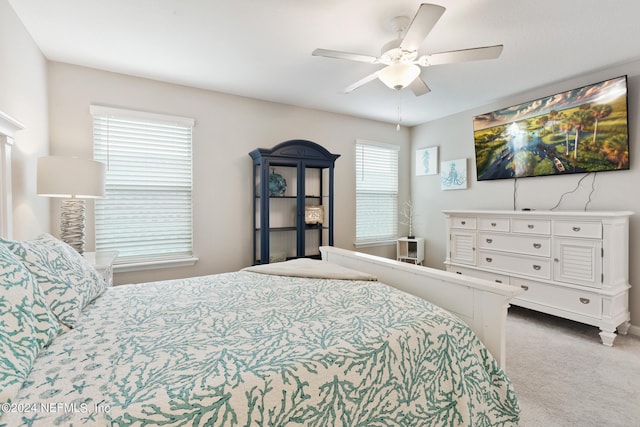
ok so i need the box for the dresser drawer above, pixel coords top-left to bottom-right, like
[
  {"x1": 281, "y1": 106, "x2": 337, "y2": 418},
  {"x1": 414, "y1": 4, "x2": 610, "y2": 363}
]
[
  {"x1": 478, "y1": 251, "x2": 551, "y2": 279},
  {"x1": 478, "y1": 217, "x2": 510, "y2": 232},
  {"x1": 511, "y1": 278, "x2": 601, "y2": 318},
  {"x1": 478, "y1": 232, "x2": 551, "y2": 257},
  {"x1": 511, "y1": 218, "x2": 551, "y2": 235},
  {"x1": 450, "y1": 216, "x2": 476, "y2": 229},
  {"x1": 553, "y1": 220, "x2": 602, "y2": 239},
  {"x1": 448, "y1": 265, "x2": 510, "y2": 285}
]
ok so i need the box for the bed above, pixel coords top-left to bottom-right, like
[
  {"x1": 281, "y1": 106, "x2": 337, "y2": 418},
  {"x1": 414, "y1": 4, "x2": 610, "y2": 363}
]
[
  {"x1": 0, "y1": 112, "x2": 520, "y2": 426},
  {"x1": 1, "y1": 233, "x2": 521, "y2": 426}
]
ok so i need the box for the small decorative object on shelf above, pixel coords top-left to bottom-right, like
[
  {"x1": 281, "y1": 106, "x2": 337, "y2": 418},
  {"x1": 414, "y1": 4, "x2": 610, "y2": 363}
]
[
  {"x1": 400, "y1": 200, "x2": 415, "y2": 239},
  {"x1": 268, "y1": 168, "x2": 287, "y2": 196},
  {"x1": 305, "y1": 205, "x2": 324, "y2": 224},
  {"x1": 269, "y1": 251, "x2": 287, "y2": 263}
]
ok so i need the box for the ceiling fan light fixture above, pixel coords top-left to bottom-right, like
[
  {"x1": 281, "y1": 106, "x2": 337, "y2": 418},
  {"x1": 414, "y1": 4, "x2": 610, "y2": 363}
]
[{"x1": 377, "y1": 63, "x2": 421, "y2": 90}]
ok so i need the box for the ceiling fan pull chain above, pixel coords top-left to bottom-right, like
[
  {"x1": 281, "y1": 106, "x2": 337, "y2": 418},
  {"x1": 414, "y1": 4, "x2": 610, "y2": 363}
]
[{"x1": 396, "y1": 90, "x2": 402, "y2": 132}]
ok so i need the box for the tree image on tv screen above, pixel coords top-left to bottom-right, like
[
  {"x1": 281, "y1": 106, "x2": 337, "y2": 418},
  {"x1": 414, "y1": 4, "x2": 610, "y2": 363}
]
[{"x1": 473, "y1": 76, "x2": 629, "y2": 180}]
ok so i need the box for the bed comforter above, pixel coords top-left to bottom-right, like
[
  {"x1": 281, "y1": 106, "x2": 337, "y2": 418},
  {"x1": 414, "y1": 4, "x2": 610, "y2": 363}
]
[{"x1": 1, "y1": 269, "x2": 519, "y2": 426}]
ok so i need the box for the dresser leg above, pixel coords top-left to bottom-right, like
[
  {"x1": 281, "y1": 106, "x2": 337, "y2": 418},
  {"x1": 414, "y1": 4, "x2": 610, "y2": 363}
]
[
  {"x1": 617, "y1": 321, "x2": 631, "y2": 336},
  {"x1": 599, "y1": 329, "x2": 616, "y2": 346}
]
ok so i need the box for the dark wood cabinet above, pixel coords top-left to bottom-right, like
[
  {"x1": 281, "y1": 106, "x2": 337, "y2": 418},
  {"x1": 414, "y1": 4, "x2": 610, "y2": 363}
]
[{"x1": 249, "y1": 140, "x2": 340, "y2": 264}]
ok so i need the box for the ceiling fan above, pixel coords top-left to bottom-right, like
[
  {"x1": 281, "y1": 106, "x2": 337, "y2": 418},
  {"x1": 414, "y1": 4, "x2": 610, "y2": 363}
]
[{"x1": 312, "y1": 3, "x2": 503, "y2": 96}]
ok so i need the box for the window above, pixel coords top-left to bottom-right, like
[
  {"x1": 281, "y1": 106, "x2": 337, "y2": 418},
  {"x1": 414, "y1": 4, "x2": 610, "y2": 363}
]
[
  {"x1": 91, "y1": 105, "x2": 195, "y2": 269},
  {"x1": 355, "y1": 140, "x2": 399, "y2": 246}
]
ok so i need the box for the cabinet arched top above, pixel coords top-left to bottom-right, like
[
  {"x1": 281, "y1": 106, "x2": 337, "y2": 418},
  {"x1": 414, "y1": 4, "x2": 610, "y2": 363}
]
[{"x1": 249, "y1": 139, "x2": 340, "y2": 163}]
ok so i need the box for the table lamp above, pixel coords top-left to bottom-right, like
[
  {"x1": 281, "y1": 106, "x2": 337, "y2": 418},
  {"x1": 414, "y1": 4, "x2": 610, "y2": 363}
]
[{"x1": 37, "y1": 156, "x2": 106, "y2": 254}]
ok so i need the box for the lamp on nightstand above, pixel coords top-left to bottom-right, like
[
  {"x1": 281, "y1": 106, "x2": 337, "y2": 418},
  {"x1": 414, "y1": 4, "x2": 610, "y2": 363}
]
[{"x1": 37, "y1": 156, "x2": 106, "y2": 254}]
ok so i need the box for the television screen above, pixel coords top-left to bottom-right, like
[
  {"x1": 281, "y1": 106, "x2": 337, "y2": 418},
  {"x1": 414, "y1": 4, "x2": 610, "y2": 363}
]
[{"x1": 473, "y1": 76, "x2": 629, "y2": 181}]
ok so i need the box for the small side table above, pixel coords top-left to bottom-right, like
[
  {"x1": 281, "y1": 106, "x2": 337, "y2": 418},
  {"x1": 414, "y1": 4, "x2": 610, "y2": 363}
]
[
  {"x1": 397, "y1": 237, "x2": 424, "y2": 265},
  {"x1": 84, "y1": 251, "x2": 119, "y2": 286}
]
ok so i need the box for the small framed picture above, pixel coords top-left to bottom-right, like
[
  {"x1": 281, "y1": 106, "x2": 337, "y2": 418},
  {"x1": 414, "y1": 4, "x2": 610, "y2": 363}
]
[
  {"x1": 441, "y1": 158, "x2": 467, "y2": 190},
  {"x1": 416, "y1": 146, "x2": 438, "y2": 176}
]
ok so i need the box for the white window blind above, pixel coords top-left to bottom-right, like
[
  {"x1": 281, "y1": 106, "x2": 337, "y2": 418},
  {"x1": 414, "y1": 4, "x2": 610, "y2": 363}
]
[
  {"x1": 355, "y1": 140, "x2": 399, "y2": 244},
  {"x1": 91, "y1": 105, "x2": 194, "y2": 265}
]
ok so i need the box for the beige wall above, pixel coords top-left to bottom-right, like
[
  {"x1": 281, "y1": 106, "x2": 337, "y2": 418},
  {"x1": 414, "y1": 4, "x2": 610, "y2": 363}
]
[
  {"x1": 47, "y1": 62, "x2": 411, "y2": 284},
  {"x1": 0, "y1": 0, "x2": 50, "y2": 239},
  {"x1": 410, "y1": 61, "x2": 640, "y2": 329}
]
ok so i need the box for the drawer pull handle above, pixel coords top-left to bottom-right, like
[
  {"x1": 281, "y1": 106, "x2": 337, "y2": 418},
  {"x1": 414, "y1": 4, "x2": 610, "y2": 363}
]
[
  {"x1": 495, "y1": 279, "x2": 502, "y2": 283},
  {"x1": 533, "y1": 243, "x2": 542, "y2": 249},
  {"x1": 580, "y1": 297, "x2": 590, "y2": 304},
  {"x1": 573, "y1": 226, "x2": 581, "y2": 232},
  {"x1": 486, "y1": 257, "x2": 493, "y2": 262},
  {"x1": 461, "y1": 221, "x2": 466, "y2": 225},
  {"x1": 486, "y1": 238, "x2": 493, "y2": 243},
  {"x1": 532, "y1": 265, "x2": 541, "y2": 270},
  {"x1": 491, "y1": 222, "x2": 497, "y2": 227},
  {"x1": 455, "y1": 271, "x2": 462, "y2": 275},
  {"x1": 520, "y1": 285, "x2": 529, "y2": 291},
  {"x1": 528, "y1": 224, "x2": 535, "y2": 229}
]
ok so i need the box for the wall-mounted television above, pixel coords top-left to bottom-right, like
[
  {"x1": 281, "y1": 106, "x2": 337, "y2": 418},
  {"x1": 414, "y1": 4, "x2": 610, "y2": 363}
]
[{"x1": 473, "y1": 75, "x2": 629, "y2": 181}]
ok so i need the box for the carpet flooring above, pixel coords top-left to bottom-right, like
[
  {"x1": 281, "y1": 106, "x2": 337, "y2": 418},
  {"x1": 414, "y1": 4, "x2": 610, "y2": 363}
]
[{"x1": 505, "y1": 306, "x2": 640, "y2": 427}]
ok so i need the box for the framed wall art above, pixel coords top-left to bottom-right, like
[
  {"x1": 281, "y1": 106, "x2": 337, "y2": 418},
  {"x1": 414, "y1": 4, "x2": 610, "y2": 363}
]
[
  {"x1": 415, "y1": 146, "x2": 438, "y2": 176},
  {"x1": 441, "y1": 158, "x2": 467, "y2": 190}
]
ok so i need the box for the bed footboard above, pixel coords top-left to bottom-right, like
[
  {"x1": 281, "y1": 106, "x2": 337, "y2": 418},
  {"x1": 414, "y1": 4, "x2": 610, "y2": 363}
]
[{"x1": 320, "y1": 246, "x2": 522, "y2": 368}]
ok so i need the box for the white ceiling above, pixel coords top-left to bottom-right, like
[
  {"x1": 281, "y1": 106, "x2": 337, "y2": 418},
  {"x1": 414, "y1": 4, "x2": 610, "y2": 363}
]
[{"x1": 9, "y1": 0, "x2": 640, "y2": 126}]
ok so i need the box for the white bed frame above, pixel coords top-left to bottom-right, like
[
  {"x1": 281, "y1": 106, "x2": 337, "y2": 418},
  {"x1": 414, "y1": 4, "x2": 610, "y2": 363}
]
[{"x1": 321, "y1": 246, "x2": 523, "y2": 368}]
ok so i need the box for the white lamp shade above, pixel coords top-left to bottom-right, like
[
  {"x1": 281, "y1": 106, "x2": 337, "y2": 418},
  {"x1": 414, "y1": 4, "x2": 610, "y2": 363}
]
[
  {"x1": 377, "y1": 63, "x2": 421, "y2": 90},
  {"x1": 37, "y1": 156, "x2": 106, "y2": 198}
]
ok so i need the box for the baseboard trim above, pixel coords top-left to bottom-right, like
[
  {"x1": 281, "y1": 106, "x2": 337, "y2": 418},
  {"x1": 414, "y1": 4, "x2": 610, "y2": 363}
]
[{"x1": 627, "y1": 324, "x2": 640, "y2": 337}]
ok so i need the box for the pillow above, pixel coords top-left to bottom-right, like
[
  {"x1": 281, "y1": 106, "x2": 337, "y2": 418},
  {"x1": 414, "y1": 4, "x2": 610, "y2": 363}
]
[
  {"x1": 0, "y1": 244, "x2": 60, "y2": 406},
  {"x1": 1, "y1": 234, "x2": 106, "y2": 328}
]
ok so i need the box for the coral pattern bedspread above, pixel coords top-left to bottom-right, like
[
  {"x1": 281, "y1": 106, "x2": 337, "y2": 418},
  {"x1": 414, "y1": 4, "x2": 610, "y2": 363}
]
[{"x1": 2, "y1": 270, "x2": 519, "y2": 426}]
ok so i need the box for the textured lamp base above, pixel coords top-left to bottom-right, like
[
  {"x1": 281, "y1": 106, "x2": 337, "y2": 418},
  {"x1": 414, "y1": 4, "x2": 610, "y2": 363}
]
[{"x1": 60, "y1": 199, "x2": 86, "y2": 254}]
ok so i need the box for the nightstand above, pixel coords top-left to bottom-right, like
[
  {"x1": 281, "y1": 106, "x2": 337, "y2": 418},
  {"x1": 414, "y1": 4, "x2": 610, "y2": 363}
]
[
  {"x1": 397, "y1": 237, "x2": 424, "y2": 265},
  {"x1": 84, "y1": 251, "x2": 119, "y2": 286}
]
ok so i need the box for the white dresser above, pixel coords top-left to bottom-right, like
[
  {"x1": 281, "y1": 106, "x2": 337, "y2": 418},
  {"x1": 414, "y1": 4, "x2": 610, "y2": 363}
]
[{"x1": 443, "y1": 210, "x2": 632, "y2": 346}]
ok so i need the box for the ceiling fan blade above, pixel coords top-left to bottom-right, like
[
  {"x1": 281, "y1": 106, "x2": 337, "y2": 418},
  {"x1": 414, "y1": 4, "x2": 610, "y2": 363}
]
[
  {"x1": 312, "y1": 48, "x2": 378, "y2": 63},
  {"x1": 343, "y1": 72, "x2": 380, "y2": 94},
  {"x1": 400, "y1": 3, "x2": 446, "y2": 52},
  {"x1": 408, "y1": 76, "x2": 431, "y2": 96},
  {"x1": 424, "y1": 45, "x2": 504, "y2": 66}
]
